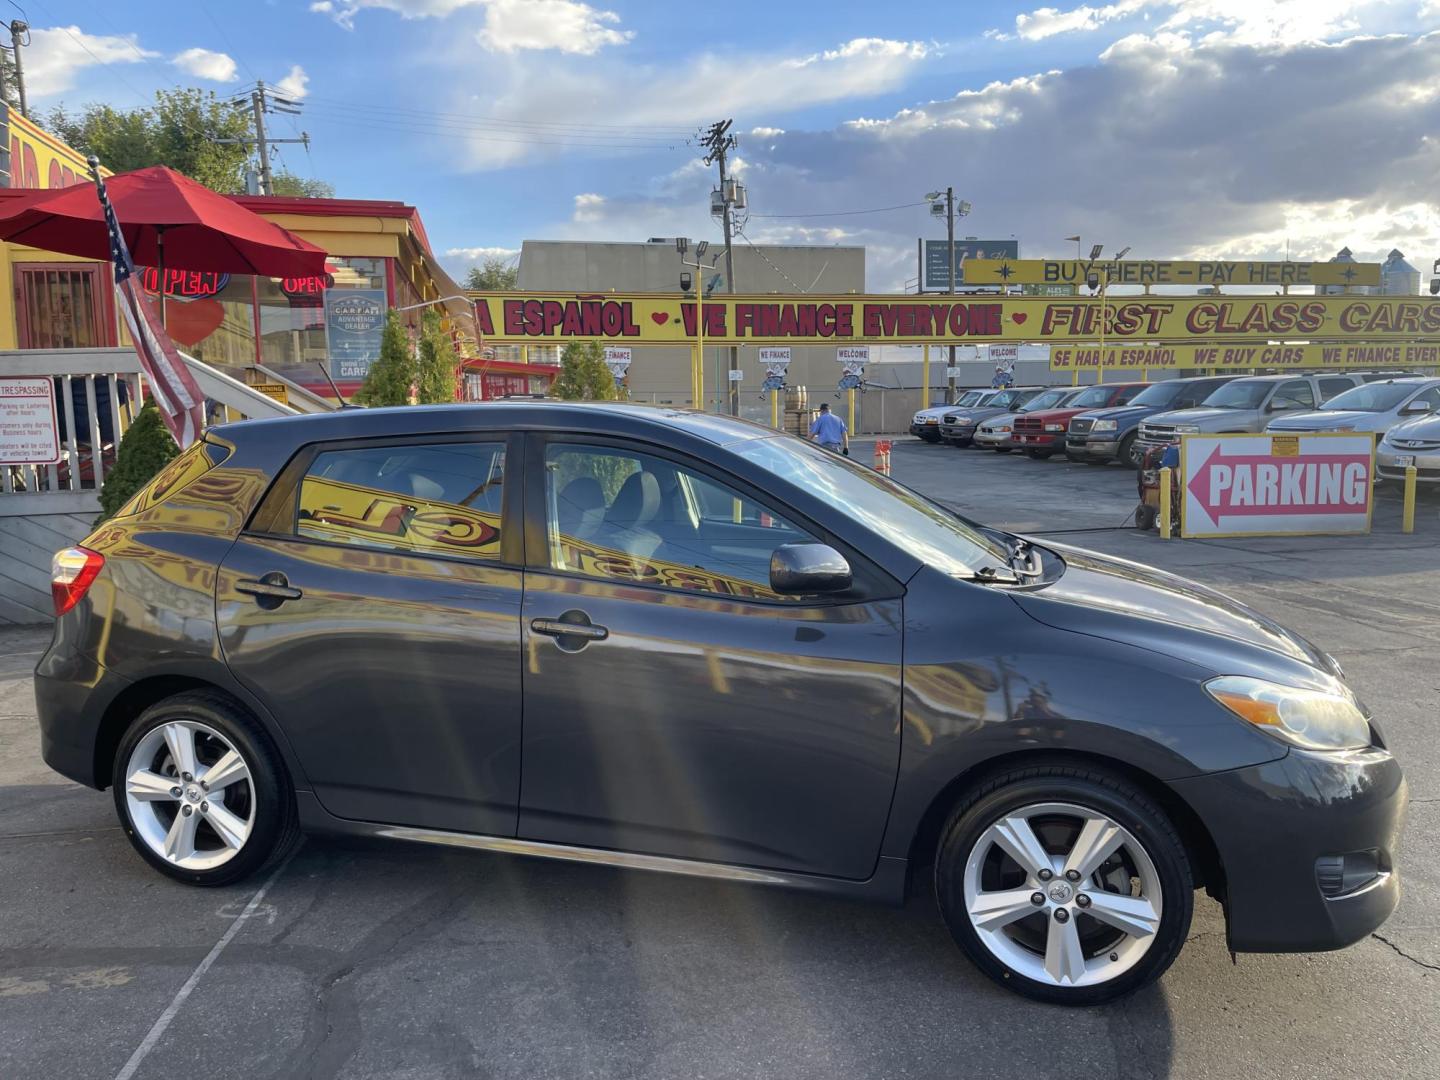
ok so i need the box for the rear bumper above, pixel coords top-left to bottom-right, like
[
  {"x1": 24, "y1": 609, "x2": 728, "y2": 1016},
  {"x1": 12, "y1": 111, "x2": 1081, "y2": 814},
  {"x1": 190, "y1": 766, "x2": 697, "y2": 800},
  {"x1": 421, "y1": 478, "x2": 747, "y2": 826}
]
[
  {"x1": 34, "y1": 645, "x2": 129, "y2": 789},
  {"x1": 1169, "y1": 746, "x2": 1405, "y2": 953}
]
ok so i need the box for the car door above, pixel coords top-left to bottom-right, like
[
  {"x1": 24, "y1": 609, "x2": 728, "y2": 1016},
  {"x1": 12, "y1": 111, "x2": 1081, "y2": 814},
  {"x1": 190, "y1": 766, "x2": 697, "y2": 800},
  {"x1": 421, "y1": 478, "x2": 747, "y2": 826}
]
[
  {"x1": 216, "y1": 433, "x2": 525, "y2": 836},
  {"x1": 517, "y1": 434, "x2": 904, "y2": 880}
]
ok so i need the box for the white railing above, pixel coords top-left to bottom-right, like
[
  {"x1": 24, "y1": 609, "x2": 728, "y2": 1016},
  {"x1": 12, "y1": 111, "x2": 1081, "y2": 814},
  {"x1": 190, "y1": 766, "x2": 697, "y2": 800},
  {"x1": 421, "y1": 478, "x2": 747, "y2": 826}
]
[{"x1": 0, "y1": 347, "x2": 318, "y2": 516}]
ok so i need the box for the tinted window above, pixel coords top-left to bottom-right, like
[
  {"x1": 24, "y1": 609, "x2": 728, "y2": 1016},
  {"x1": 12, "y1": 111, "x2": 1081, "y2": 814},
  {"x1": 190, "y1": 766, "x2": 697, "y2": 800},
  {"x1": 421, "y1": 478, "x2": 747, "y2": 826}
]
[
  {"x1": 296, "y1": 441, "x2": 506, "y2": 561},
  {"x1": 1318, "y1": 377, "x2": 1358, "y2": 401},
  {"x1": 544, "y1": 444, "x2": 813, "y2": 601},
  {"x1": 1128, "y1": 381, "x2": 1185, "y2": 408},
  {"x1": 1113, "y1": 385, "x2": 1145, "y2": 405}
]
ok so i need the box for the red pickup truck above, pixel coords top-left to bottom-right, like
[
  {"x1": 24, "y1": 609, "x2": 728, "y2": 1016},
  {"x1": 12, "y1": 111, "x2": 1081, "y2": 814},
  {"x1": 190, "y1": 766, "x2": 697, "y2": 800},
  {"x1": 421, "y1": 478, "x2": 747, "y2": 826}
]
[{"x1": 1012, "y1": 382, "x2": 1147, "y2": 459}]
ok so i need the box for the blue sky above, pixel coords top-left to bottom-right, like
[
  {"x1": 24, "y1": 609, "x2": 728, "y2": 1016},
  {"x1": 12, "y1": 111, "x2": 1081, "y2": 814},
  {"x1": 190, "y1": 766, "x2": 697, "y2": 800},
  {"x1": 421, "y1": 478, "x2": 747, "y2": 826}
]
[{"x1": 19, "y1": 0, "x2": 1440, "y2": 288}]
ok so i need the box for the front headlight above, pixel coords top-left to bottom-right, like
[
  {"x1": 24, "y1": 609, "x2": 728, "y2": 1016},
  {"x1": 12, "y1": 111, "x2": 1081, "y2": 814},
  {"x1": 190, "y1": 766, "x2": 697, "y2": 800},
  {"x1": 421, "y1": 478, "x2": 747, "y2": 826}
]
[
  {"x1": 1174, "y1": 424, "x2": 1201, "y2": 434},
  {"x1": 996, "y1": 424, "x2": 1012, "y2": 432},
  {"x1": 1205, "y1": 675, "x2": 1370, "y2": 751},
  {"x1": 1044, "y1": 423, "x2": 1066, "y2": 432},
  {"x1": 1091, "y1": 420, "x2": 1118, "y2": 432}
]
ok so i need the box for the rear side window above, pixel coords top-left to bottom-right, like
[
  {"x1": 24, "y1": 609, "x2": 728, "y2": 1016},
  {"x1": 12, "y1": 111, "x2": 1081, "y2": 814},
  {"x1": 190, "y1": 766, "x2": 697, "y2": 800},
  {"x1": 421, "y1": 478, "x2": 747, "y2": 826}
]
[
  {"x1": 109, "y1": 438, "x2": 221, "y2": 519},
  {"x1": 294, "y1": 441, "x2": 506, "y2": 562},
  {"x1": 1319, "y1": 377, "x2": 1358, "y2": 401}
]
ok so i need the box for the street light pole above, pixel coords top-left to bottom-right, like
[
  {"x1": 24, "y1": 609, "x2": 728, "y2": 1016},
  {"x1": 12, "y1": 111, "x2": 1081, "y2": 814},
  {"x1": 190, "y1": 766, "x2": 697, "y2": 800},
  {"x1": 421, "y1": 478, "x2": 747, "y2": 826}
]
[{"x1": 946, "y1": 186, "x2": 957, "y2": 406}]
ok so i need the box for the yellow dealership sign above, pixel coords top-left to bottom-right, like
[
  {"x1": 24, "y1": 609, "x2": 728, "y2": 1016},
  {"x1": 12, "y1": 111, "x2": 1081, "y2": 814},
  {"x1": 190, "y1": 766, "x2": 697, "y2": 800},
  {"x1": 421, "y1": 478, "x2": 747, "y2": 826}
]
[
  {"x1": 1050, "y1": 341, "x2": 1440, "y2": 371},
  {"x1": 963, "y1": 259, "x2": 1382, "y2": 288},
  {"x1": 472, "y1": 292, "x2": 1440, "y2": 345},
  {"x1": 2, "y1": 106, "x2": 104, "y2": 189}
]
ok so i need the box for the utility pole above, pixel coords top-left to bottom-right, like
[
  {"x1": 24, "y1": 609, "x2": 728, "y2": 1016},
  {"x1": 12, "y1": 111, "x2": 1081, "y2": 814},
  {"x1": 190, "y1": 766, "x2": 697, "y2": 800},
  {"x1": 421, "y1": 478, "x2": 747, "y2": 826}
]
[
  {"x1": 216, "y1": 81, "x2": 309, "y2": 196},
  {"x1": 700, "y1": 119, "x2": 742, "y2": 416},
  {"x1": 8, "y1": 20, "x2": 28, "y2": 118},
  {"x1": 945, "y1": 187, "x2": 957, "y2": 405}
]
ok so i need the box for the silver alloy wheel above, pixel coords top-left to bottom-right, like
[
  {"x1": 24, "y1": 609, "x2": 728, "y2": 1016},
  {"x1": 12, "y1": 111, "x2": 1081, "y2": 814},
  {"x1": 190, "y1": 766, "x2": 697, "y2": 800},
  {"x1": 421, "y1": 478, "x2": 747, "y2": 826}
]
[
  {"x1": 123, "y1": 720, "x2": 255, "y2": 871},
  {"x1": 962, "y1": 801, "x2": 1163, "y2": 988}
]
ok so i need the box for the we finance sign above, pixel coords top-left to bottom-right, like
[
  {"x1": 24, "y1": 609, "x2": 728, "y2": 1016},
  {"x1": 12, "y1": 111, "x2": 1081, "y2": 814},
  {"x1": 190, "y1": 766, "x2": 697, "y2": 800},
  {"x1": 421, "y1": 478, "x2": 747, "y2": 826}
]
[{"x1": 1181, "y1": 433, "x2": 1374, "y2": 538}]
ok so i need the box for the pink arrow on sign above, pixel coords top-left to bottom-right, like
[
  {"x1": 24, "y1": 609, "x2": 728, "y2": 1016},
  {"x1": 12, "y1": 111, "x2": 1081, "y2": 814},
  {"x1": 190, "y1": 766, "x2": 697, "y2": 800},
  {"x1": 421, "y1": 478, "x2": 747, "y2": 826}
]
[{"x1": 1186, "y1": 444, "x2": 1371, "y2": 526}]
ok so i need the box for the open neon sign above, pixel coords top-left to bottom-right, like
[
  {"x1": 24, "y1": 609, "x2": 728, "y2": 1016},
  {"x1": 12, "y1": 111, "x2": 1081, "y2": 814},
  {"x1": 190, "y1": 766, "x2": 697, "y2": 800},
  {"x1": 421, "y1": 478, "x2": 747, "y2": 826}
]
[
  {"x1": 280, "y1": 272, "x2": 336, "y2": 297},
  {"x1": 141, "y1": 268, "x2": 230, "y2": 299}
]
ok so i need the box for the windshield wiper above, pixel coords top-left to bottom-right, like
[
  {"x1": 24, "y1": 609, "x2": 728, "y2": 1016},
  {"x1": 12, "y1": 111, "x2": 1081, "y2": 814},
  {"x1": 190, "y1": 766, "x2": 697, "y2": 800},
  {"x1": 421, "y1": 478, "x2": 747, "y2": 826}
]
[
  {"x1": 1006, "y1": 537, "x2": 1045, "y2": 579},
  {"x1": 962, "y1": 565, "x2": 1024, "y2": 585}
]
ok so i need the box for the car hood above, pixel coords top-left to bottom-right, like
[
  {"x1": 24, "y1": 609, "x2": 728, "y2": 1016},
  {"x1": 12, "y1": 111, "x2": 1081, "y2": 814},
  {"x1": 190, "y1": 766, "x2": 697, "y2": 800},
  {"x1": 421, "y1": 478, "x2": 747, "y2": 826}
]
[
  {"x1": 980, "y1": 412, "x2": 1022, "y2": 429},
  {"x1": 1145, "y1": 406, "x2": 1247, "y2": 426},
  {"x1": 914, "y1": 407, "x2": 952, "y2": 421},
  {"x1": 945, "y1": 405, "x2": 1008, "y2": 423},
  {"x1": 1011, "y1": 541, "x2": 1335, "y2": 674},
  {"x1": 1267, "y1": 410, "x2": 1383, "y2": 432},
  {"x1": 1382, "y1": 412, "x2": 1440, "y2": 441},
  {"x1": 1077, "y1": 404, "x2": 1155, "y2": 423},
  {"x1": 1019, "y1": 408, "x2": 1085, "y2": 423}
]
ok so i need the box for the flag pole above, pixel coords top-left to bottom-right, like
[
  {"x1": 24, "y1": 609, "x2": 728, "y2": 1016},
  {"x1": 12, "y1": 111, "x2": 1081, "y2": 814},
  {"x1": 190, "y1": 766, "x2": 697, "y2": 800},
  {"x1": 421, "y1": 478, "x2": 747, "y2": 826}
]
[{"x1": 86, "y1": 155, "x2": 144, "y2": 404}]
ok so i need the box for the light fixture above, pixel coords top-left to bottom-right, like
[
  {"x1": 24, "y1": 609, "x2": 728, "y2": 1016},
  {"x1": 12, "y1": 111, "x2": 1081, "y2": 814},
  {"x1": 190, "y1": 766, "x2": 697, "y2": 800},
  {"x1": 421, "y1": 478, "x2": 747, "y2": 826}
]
[
  {"x1": 675, "y1": 237, "x2": 689, "y2": 255},
  {"x1": 680, "y1": 271, "x2": 693, "y2": 292},
  {"x1": 1115, "y1": 246, "x2": 1131, "y2": 260},
  {"x1": 925, "y1": 191, "x2": 942, "y2": 201},
  {"x1": 957, "y1": 201, "x2": 972, "y2": 217},
  {"x1": 696, "y1": 240, "x2": 709, "y2": 257},
  {"x1": 1089, "y1": 244, "x2": 1104, "y2": 260}
]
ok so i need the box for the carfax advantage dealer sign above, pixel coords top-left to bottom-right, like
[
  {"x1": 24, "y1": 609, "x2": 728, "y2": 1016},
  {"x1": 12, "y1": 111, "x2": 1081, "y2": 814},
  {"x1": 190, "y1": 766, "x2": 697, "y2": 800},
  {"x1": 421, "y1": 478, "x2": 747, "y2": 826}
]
[{"x1": 1180, "y1": 433, "x2": 1374, "y2": 538}]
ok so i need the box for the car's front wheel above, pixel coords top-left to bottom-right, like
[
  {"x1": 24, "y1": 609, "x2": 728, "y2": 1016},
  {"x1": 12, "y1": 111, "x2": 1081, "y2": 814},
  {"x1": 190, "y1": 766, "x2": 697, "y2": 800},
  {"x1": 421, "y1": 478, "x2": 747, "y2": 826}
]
[
  {"x1": 935, "y1": 765, "x2": 1193, "y2": 1005},
  {"x1": 112, "y1": 690, "x2": 299, "y2": 886}
]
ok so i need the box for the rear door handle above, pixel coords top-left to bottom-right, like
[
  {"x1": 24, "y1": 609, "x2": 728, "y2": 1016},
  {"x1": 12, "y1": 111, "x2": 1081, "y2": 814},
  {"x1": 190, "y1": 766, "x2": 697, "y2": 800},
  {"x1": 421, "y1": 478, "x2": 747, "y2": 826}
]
[
  {"x1": 531, "y1": 618, "x2": 608, "y2": 641},
  {"x1": 235, "y1": 573, "x2": 303, "y2": 606}
]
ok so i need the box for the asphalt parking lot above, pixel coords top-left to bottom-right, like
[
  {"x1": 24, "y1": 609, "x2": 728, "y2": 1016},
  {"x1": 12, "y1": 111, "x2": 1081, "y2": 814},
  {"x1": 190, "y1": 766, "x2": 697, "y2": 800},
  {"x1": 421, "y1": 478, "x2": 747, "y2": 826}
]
[{"x1": 3, "y1": 438, "x2": 1438, "y2": 1080}]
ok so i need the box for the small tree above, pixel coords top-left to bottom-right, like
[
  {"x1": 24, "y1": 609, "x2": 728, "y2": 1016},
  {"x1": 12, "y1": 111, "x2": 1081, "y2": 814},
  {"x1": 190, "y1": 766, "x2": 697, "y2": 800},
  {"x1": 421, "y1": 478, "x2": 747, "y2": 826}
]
[
  {"x1": 353, "y1": 312, "x2": 414, "y2": 407},
  {"x1": 552, "y1": 341, "x2": 620, "y2": 401},
  {"x1": 353, "y1": 310, "x2": 457, "y2": 407},
  {"x1": 95, "y1": 401, "x2": 178, "y2": 524},
  {"x1": 463, "y1": 257, "x2": 518, "y2": 291}
]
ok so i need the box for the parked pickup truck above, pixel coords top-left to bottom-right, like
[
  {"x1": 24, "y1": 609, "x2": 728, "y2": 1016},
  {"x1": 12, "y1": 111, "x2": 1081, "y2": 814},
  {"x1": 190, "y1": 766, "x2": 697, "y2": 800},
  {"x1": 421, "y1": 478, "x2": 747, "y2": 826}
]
[
  {"x1": 1137, "y1": 373, "x2": 1366, "y2": 454},
  {"x1": 1065, "y1": 375, "x2": 1239, "y2": 467},
  {"x1": 940, "y1": 386, "x2": 1046, "y2": 446},
  {"x1": 1013, "y1": 383, "x2": 1146, "y2": 459}
]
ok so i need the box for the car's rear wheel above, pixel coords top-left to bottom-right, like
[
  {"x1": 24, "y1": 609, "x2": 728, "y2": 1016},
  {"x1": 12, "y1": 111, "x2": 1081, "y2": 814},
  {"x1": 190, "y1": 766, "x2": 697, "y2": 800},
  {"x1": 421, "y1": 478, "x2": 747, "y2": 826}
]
[
  {"x1": 935, "y1": 766, "x2": 1192, "y2": 1005},
  {"x1": 112, "y1": 691, "x2": 299, "y2": 886}
]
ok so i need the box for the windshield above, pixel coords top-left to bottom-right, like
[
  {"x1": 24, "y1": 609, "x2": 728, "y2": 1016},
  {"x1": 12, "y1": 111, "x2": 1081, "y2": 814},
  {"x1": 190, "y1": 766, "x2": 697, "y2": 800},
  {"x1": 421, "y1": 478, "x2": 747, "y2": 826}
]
[
  {"x1": 986, "y1": 389, "x2": 1027, "y2": 410},
  {"x1": 955, "y1": 390, "x2": 986, "y2": 406},
  {"x1": 1020, "y1": 389, "x2": 1069, "y2": 411},
  {"x1": 1067, "y1": 386, "x2": 1115, "y2": 409},
  {"x1": 735, "y1": 436, "x2": 1008, "y2": 574},
  {"x1": 1128, "y1": 381, "x2": 1185, "y2": 408},
  {"x1": 1320, "y1": 382, "x2": 1420, "y2": 412},
  {"x1": 1202, "y1": 381, "x2": 1272, "y2": 409}
]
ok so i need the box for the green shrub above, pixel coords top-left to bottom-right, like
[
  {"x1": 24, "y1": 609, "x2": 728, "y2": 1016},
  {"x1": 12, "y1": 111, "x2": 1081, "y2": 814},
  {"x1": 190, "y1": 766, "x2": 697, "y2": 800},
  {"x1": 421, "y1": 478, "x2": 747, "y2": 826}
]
[{"x1": 95, "y1": 400, "x2": 178, "y2": 525}]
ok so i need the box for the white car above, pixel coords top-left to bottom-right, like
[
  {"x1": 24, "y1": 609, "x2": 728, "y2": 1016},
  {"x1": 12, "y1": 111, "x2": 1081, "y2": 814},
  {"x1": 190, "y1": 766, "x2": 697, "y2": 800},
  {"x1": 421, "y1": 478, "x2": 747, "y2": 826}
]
[
  {"x1": 911, "y1": 389, "x2": 997, "y2": 443},
  {"x1": 1264, "y1": 377, "x2": 1440, "y2": 439}
]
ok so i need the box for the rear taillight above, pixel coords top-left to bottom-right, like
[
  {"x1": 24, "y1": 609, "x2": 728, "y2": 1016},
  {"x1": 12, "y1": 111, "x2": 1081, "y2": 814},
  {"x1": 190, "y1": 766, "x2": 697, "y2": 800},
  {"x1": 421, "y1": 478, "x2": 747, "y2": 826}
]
[{"x1": 51, "y1": 547, "x2": 104, "y2": 616}]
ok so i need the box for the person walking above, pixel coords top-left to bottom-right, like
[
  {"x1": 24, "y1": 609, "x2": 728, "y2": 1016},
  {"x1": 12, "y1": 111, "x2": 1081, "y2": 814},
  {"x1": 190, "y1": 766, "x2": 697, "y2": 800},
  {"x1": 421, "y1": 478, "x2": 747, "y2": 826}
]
[{"x1": 810, "y1": 401, "x2": 849, "y2": 455}]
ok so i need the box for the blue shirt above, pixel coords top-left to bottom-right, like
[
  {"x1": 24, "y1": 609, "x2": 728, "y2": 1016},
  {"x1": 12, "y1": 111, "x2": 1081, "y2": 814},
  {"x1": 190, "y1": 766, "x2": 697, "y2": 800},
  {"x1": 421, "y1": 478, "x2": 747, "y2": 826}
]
[{"x1": 810, "y1": 412, "x2": 847, "y2": 444}]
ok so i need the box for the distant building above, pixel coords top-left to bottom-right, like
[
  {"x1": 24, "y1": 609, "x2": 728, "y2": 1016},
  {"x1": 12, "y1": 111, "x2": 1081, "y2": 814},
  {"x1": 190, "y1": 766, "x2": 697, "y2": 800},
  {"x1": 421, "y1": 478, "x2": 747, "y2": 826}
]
[{"x1": 1319, "y1": 246, "x2": 1421, "y2": 296}]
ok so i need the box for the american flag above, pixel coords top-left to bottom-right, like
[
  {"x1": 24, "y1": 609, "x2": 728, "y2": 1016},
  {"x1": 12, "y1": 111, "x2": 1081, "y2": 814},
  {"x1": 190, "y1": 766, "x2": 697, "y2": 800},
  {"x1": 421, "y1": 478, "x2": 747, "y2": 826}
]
[{"x1": 100, "y1": 176, "x2": 205, "y2": 448}]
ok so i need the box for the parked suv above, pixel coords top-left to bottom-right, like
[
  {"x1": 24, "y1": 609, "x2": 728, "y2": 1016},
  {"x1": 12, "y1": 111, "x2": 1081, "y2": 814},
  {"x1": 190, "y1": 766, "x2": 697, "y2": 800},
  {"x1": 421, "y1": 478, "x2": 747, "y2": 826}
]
[
  {"x1": 911, "y1": 389, "x2": 998, "y2": 442},
  {"x1": 940, "y1": 386, "x2": 1046, "y2": 446},
  {"x1": 1265, "y1": 378, "x2": 1440, "y2": 441},
  {"x1": 1013, "y1": 383, "x2": 1147, "y2": 459},
  {"x1": 1137, "y1": 373, "x2": 1365, "y2": 453},
  {"x1": 1067, "y1": 375, "x2": 1240, "y2": 467},
  {"x1": 975, "y1": 387, "x2": 1083, "y2": 452},
  {"x1": 35, "y1": 402, "x2": 1405, "y2": 1005}
]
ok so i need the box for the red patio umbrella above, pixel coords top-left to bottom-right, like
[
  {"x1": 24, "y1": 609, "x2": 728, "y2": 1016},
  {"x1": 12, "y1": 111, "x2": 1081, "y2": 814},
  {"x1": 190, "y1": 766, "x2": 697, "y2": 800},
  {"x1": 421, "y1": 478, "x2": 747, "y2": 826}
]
[{"x1": 0, "y1": 163, "x2": 328, "y2": 281}]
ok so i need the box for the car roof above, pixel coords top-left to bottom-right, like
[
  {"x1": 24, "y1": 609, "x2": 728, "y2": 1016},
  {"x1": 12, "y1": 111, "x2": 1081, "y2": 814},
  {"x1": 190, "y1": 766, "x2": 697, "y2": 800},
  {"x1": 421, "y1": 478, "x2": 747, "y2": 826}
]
[{"x1": 213, "y1": 400, "x2": 780, "y2": 449}]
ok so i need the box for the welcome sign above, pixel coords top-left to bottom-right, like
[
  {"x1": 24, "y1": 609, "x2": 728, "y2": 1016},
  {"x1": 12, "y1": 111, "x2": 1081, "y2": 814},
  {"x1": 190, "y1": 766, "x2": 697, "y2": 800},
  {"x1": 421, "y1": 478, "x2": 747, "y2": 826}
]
[{"x1": 1180, "y1": 433, "x2": 1374, "y2": 538}]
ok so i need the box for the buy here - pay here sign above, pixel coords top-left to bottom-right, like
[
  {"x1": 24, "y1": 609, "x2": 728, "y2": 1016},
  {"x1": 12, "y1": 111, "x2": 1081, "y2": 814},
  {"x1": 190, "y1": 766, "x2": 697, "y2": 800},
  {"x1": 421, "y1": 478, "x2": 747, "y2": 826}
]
[{"x1": 1181, "y1": 433, "x2": 1374, "y2": 538}]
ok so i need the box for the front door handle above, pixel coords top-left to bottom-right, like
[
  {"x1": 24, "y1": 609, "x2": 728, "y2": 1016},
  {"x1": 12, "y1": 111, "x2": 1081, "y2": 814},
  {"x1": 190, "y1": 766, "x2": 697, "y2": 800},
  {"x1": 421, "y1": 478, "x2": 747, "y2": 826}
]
[
  {"x1": 531, "y1": 611, "x2": 608, "y2": 651},
  {"x1": 235, "y1": 573, "x2": 303, "y2": 608}
]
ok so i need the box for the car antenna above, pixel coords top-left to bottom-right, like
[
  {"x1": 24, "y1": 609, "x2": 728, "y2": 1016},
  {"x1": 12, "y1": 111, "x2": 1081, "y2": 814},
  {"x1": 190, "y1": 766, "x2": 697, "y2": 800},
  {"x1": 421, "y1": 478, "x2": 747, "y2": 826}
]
[{"x1": 316, "y1": 362, "x2": 363, "y2": 409}]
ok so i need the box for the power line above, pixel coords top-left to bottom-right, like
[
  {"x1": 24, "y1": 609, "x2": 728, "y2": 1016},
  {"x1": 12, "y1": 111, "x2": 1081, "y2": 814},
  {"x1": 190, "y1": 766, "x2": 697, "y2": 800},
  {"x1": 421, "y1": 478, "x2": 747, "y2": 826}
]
[
  {"x1": 297, "y1": 102, "x2": 688, "y2": 146},
  {"x1": 298, "y1": 94, "x2": 694, "y2": 135},
  {"x1": 297, "y1": 107, "x2": 686, "y2": 150},
  {"x1": 735, "y1": 226, "x2": 813, "y2": 294},
  {"x1": 749, "y1": 201, "x2": 929, "y2": 219}
]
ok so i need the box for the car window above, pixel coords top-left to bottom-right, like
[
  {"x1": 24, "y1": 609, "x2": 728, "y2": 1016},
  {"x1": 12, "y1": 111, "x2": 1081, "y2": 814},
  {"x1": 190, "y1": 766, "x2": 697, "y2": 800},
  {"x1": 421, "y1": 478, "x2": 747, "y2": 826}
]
[
  {"x1": 295, "y1": 441, "x2": 506, "y2": 561},
  {"x1": 1203, "y1": 381, "x2": 1270, "y2": 408},
  {"x1": 1113, "y1": 385, "x2": 1145, "y2": 405},
  {"x1": 955, "y1": 391, "x2": 985, "y2": 406},
  {"x1": 1321, "y1": 382, "x2": 1420, "y2": 412},
  {"x1": 1068, "y1": 386, "x2": 1114, "y2": 408},
  {"x1": 1021, "y1": 389, "x2": 1069, "y2": 411},
  {"x1": 1412, "y1": 386, "x2": 1440, "y2": 411},
  {"x1": 544, "y1": 443, "x2": 814, "y2": 601},
  {"x1": 1318, "y1": 377, "x2": 1358, "y2": 401},
  {"x1": 1272, "y1": 380, "x2": 1316, "y2": 410},
  {"x1": 1128, "y1": 381, "x2": 1184, "y2": 408}
]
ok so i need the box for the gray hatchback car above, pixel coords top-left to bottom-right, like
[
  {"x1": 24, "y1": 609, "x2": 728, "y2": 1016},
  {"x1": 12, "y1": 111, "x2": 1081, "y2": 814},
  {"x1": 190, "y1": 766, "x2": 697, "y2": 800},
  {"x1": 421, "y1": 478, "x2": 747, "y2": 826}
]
[{"x1": 36, "y1": 403, "x2": 1404, "y2": 1005}]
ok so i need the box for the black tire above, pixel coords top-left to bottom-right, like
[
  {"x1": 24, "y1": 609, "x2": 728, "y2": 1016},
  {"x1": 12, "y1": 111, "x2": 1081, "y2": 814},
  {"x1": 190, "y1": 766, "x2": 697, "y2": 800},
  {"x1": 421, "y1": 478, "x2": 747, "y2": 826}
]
[
  {"x1": 934, "y1": 764, "x2": 1193, "y2": 1006},
  {"x1": 1135, "y1": 505, "x2": 1159, "y2": 531},
  {"x1": 993, "y1": 448, "x2": 1012, "y2": 454},
  {"x1": 1026, "y1": 449, "x2": 1054, "y2": 460},
  {"x1": 1118, "y1": 432, "x2": 1139, "y2": 468},
  {"x1": 111, "y1": 690, "x2": 300, "y2": 886},
  {"x1": 921, "y1": 433, "x2": 941, "y2": 444}
]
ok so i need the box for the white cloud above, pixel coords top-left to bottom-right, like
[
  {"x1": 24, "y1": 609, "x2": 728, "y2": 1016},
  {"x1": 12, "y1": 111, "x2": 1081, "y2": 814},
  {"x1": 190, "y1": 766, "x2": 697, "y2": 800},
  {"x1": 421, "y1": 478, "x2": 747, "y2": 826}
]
[
  {"x1": 275, "y1": 65, "x2": 310, "y2": 100},
  {"x1": 462, "y1": 37, "x2": 928, "y2": 168},
  {"x1": 997, "y1": 0, "x2": 1377, "y2": 46},
  {"x1": 172, "y1": 47, "x2": 237, "y2": 82},
  {"x1": 24, "y1": 26, "x2": 157, "y2": 97},
  {"x1": 445, "y1": 245, "x2": 521, "y2": 262},
  {"x1": 476, "y1": 0, "x2": 632, "y2": 54}
]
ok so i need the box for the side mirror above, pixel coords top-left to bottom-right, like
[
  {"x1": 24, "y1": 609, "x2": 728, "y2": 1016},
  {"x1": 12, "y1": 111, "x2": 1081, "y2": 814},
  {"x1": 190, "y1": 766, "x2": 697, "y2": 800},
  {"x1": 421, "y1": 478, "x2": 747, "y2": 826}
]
[
  {"x1": 1402, "y1": 400, "x2": 1434, "y2": 414},
  {"x1": 770, "y1": 543, "x2": 852, "y2": 595}
]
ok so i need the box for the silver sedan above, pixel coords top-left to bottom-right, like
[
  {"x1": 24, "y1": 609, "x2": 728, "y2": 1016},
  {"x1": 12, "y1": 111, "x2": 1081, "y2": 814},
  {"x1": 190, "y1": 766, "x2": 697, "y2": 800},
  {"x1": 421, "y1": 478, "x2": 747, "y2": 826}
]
[{"x1": 1378, "y1": 411, "x2": 1440, "y2": 484}]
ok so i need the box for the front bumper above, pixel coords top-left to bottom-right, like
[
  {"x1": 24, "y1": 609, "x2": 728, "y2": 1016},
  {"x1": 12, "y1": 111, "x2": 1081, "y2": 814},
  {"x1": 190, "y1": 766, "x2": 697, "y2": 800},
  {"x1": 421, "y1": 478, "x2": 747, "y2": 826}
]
[
  {"x1": 1169, "y1": 745, "x2": 1405, "y2": 952},
  {"x1": 1014, "y1": 432, "x2": 1062, "y2": 448},
  {"x1": 911, "y1": 422, "x2": 942, "y2": 439},
  {"x1": 941, "y1": 425, "x2": 976, "y2": 444},
  {"x1": 1377, "y1": 448, "x2": 1440, "y2": 483},
  {"x1": 974, "y1": 430, "x2": 1013, "y2": 448},
  {"x1": 1065, "y1": 434, "x2": 1120, "y2": 459}
]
